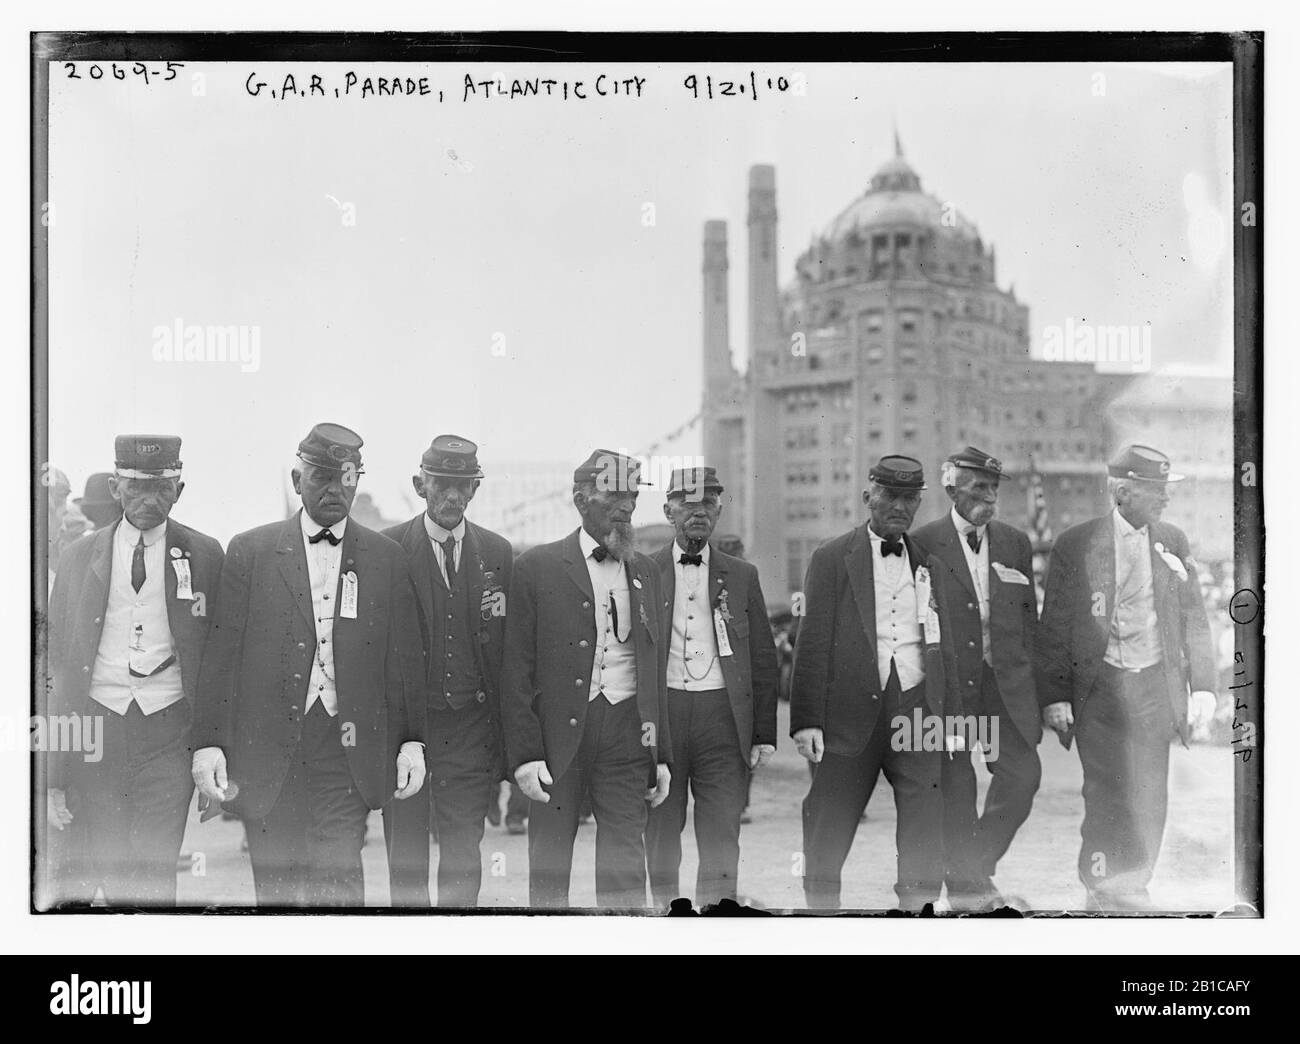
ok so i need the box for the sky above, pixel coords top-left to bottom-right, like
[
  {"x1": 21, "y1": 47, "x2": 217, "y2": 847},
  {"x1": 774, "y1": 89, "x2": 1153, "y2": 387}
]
[{"x1": 46, "y1": 60, "x2": 1234, "y2": 543}]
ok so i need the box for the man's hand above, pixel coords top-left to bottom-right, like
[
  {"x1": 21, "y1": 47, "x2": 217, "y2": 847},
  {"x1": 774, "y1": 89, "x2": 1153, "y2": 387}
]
[
  {"x1": 646, "y1": 763, "x2": 671, "y2": 808},
  {"x1": 1189, "y1": 690, "x2": 1217, "y2": 730},
  {"x1": 394, "y1": 742, "x2": 426, "y2": 800},
  {"x1": 515, "y1": 760, "x2": 553, "y2": 803},
  {"x1": 191, "y1": 746, "x2": 230, "y2": 803},
  {"x1": 47, "y1": 788, "x2": 73, "y2": 831},
  {"x1": 793, "y1": 728, "x2": 824, "y2": 764},
  {"x1": 1042, "y1": 701, "x2": 1074, "y2": 747},
  {"x1": 749, "y1": 743, "x2": 776, "y2": 770}
]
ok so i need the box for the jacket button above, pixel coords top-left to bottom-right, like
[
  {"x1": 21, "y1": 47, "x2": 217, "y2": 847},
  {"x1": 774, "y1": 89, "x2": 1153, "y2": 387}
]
[
  {"x1": 582, "y1": 601, "x2": 591, "y2": 609},
  {"x1": 967, "y1": 602, "x2": 976, "y2": 611},
  {"x1": 967, "y1": 679, "x2": 976, "y2": 687},
  {"x1": 294, "y1": 673, "x2": 302, "y2": 682},
  {"x1": 476, "y1": 691, "x2": 486, "y2": 703},
  {"x1": 93, "y1": 617, "x2": 101, "y2": 624},
  {"x1": 579, "y1": 640, "x2": 589, "y2": 648},
  {"x1": 574, "y1": 679, "x2": 583, "y2": 687},
  {"x1": 967, "y1": 640, "x2": 976, "y2": 648},
  {"x1": 569, "y1": 718, "x2": 578, "y2": 727},
  {"x1": 297, "y1": 642, "x2": 306, "y2": 650},
  {"x1": 82, "y1": 666, "x2": 89, "y2": 674}
]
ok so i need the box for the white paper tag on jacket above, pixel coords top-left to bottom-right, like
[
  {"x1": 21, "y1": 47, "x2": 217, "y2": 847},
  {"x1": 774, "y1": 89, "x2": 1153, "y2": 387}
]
[
  {"x1": 913, "y1": 565, "x2": 931, "y2": 624},
  {"x1": 171, "y1": 558, "x2": 194, "y2": 599},
  {"x1": 923, "y1": 607, "x2": 941, "y2": 645},
  {"x1": 992, "y1": 562, "x2": 1030, "y2": 585},
  {"x1": 341, "y1": 571, "x2": 358, "y2": 619},
  {"x1": 713, "y1": 608, "x2": 734, "y2": 657}
]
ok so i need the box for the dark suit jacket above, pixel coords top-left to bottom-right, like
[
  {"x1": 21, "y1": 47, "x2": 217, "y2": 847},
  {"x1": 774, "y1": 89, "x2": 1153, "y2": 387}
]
[
  {"x1": 500, "y1": 528, "x2": 671, "y2": 783},
  {"x1": 913, "y1": 514, "x2": 1042, "y2": 745},
  {"x1": 790, "y1": 526, "x2": 948, "y2": 757},
  {"x1": 192, "y1": 512, "x2": 425, "y2": 818},
  {"x1": 1036, "y1": 513, "x2": 1214, "y2": 741},
  {"x1": 650, "y1": 542, "x2": 779, "y2": 751},
  {"x1": 382, "y1": 514, "x2": 513, "y2": 774},
  {"x1": 45, "y1": 517, "x2": 224, "y2": 786}
]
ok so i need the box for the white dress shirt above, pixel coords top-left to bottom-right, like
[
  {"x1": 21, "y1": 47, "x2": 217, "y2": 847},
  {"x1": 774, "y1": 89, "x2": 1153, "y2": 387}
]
[
  {"x1": 1104, "y1": 507, "x2": 1161, "y2": 670},
  {"x1": 423, "y1": 513, "x2": 466, "y2": 587},
  {"x1": 89, "y1": 519, "x2": 184, "y2": 715},
  {"x1": 951, "y1": 506, "x2": 992, "y2": 665},
  {"x1": 302, "y1": 510, "x2": 346, "y2": 716},
  {"x1": 866, "y1": 526, "x2": 924, "y2": 692},
  {"x1": 667, "y1": 540, "x2": 726, "y2": 691},
  {"x1": 579, "y1": 528, "x2": 637, "y2": 705}
]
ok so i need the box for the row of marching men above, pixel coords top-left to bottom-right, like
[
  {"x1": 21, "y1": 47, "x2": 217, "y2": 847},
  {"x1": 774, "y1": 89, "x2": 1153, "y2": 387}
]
[{"x1": 43, "y1": 424, "x2": 1214, "y2": 911}]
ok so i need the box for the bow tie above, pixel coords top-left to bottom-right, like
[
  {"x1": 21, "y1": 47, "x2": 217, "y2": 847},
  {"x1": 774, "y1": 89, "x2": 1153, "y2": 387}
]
[
  {"x1": 879, "y1": 538, "x2": 903, "y2": 558},
  {"x1": 965, "y1": 529, "x2": 983, "y2": 554},
  {"x1": 679, "y1": 552, "x2": 703, "y2": 567},
  {"x1": 590, "y1": 545, "x2": 609, "y2": 563},
  {"x1": 309, "y1": 528, "x2": 340, "y2": 546}
]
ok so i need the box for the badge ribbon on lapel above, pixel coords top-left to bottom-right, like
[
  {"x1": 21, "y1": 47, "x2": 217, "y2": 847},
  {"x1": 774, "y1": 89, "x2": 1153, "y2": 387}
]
[{"x1": 1153, "y1": 542, "x2": 1188, "y2": 582}]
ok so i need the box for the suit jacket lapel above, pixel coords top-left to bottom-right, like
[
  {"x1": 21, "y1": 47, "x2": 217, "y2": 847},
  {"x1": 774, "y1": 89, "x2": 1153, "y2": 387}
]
[
  {"x1": 86, "y1": 523, "x2": 116, "y2": 624},
  {"x1": 1084, "y1": 516, "x2": 1116, "y2": 634},
  {"x1": 845, "y1": 527, "x2": 879, "y2": 675},
  {"x1": 561, "y1": 529, "x2": 595, "y2": 601},
  {"x1": 335, "y1": 520, "x2": 364, "y2": 622},
  {"x1": 163, "y1": 520, "x2": 189, "y2": 638},
  {"x1": 398, "y1": 515, "x2": 436, "y2": 630},
  {"x1": 932, "y1": 517, "x2": 975, "y2": 600},
  {"x1": 463, "y1": 523, "x2": 485, "y2": 624},
  {"x1": 276, "y1": 512, "x2": 315, "y2": 630}
]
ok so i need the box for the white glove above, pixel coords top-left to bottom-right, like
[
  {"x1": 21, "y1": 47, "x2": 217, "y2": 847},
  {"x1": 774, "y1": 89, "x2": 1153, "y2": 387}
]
[
  {"x1": 749, "y1": 743, "x2": 776, "y2": 769},
  {"x1": 191, "y1": 746, "x2": 230, "y2": 803},
  {"x1": 394, "y1": 741, "x2": 426, "y2": 799},
  {"x1": 793, "y1": 728, "x2": 824, "y2": 764},
  {"x1": 515, "y1": 760, "x2": 553, "y2": 803}
]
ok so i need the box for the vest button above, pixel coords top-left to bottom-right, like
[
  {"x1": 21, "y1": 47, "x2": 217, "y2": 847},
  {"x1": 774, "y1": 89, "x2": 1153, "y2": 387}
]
[
  {"x1": 568, "y1": 718, "x2": 578, "y2": 726},
  {"x1": 82, "y1": 666, "x2": 89, "y2": 674},
  {"x1": 967, "y1": 602, "x2": 975, "y2": 610},
  {"x1": 477, "y1": 691, "x2": 486, "y2": 703},
  {"x1": 967, "y1": 640, "x2": 976, "y2": 648},
  {"x1": 967, "y1": 679, "x2": 976, "y2": 687}
]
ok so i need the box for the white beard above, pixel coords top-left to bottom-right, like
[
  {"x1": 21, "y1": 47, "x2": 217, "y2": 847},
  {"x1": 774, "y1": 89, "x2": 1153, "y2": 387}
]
[{"x1": 604, "y1": 521, "x2": 636, "y2": 563}]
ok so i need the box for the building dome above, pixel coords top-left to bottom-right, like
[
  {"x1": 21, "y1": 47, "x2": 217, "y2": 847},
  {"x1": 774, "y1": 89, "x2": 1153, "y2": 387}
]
[{"x1": 821, "y1": 145, "x2": 979, "y2": 243}]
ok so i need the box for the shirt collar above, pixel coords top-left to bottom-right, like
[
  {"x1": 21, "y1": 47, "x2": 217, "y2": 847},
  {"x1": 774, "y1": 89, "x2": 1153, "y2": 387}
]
[
  {"x1": 1113, "y1": 506, "x2": 1148, "y2": 538},
  {"x1": 118, "y1": 517, "x2": 167, "y2": 548},
  {"x1": 300, "y1": 509, "x2": 347, "y2": 543},
  {"x1": 578, "y1": 526, "x2": 604, "y2": 562},
  {"x1": 673, "y1": 539, "x2": 710, "y2": 567},
  {"x1": 951, "y1": 506, "x2": 987, "y2": 540},
  {"x1": 423, "y1": 513, "x2": 466, "y2": 545}
]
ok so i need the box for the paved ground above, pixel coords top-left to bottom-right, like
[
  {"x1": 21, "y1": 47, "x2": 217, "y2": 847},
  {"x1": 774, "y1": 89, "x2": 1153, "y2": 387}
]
[{"x1": 174, "y1": 701, "x2": 1236, "y2": 912}]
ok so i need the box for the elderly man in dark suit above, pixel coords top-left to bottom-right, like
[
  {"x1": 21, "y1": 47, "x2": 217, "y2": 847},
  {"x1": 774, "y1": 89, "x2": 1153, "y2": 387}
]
[
  {"x1": 501, "y1": 449, "x2": 672, "y2": 909},
  {"x1": 381, "y1": 435, "x2": 512, "y2": 907},
  {"x1": 913, "y1": 446, "x2": 1041, "y2": 910},
  {"x1": 45, "y1": 435, "x2": 223, "y2": 906},
  {"x1": 1038, "y1": 444, "x2": 1216, "y2": 911},
  {"x1": 191, "y1": 423, "x2": 426, "y2": 907},
  {"x1": 644, "y1": 467, "x2": 778, "y2": 909},
  {"x1": 791, "y1": 455, "x2": 950, "y2": 911}
]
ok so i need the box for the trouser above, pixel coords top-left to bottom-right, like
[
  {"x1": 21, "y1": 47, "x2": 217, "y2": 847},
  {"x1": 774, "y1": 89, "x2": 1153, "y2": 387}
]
[
  {"x1": 942, "y1": 663, "x2": 1042, "y2": 898},
  {"x1": 802, "y1": 669, "x2": 943, "y2": 911},
  {"x1": 383, "y1": 697, "x2": 496, "y2": 907},
  {"x1": 527, "y1": 695, "x2": 652, "y2": 909},
  {"x1": 645, "y1": 688, "x2": 748, "y2": 909},
  {"x1": 245, "y1": 700, "x2": 371, "y2": 907},
  {"x1": 60, "y1": 698, "x2": 194, "y2": 907},
  {"x1": 1075, "y1": 662, "x2": 1174, "y2": 905}
]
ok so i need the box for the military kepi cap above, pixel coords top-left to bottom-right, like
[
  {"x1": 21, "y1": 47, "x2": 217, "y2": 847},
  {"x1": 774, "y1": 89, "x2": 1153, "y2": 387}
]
[
  {"x1": 1108, "y1": 443, "x2": 1183, "y2": 482},
  {"x1": 573, "y1": 448, "x2": 649, "y2": 492},
  {"x1": 666, "y1": 466, "x2": 724, "y2": 499},
  {"x1": 868, "y1": 454, "x2": 927, "y2": 491},
  {"x1": 421, "y1": 435, "x2": 484, "y2": 479},
  {"x1": 297, "y1": 422, "x2": 364, "y2": 472},
  {"x1": 946, "y1": 445, "x2": 1004, "y2": 478},
  {"x1": 114, "y1": 435, "x2": 182, "y2": 479}
]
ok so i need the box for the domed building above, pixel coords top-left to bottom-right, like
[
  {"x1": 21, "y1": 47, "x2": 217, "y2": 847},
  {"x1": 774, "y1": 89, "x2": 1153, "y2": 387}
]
[{"x1": 701, "y1": 139, "x2": 1136, "y2": 606}]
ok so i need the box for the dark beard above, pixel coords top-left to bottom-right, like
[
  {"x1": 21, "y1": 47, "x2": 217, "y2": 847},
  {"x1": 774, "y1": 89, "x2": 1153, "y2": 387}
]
[{"x1": 603, "y1": 521, "x2": 636, "y2": 563}]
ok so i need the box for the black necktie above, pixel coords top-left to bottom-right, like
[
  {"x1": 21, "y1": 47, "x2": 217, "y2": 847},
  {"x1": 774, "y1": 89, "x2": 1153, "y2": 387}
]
[
  {"x1": 591, "y1": 545, "x2": 609, "y2": 563},
  {"x1": 309, "y1": 528, "x2": 340, "y2": 546},
  {"x1": 966, "y1": 529, "x2": 982, "y2": 554},
  {"x1": 441, "y1": 536, "x2": 457, "y2": 584},
  {"x1": 880, "y1": 538, "x2": 903, "y2": 558},
  {"x1": 679, "y1": 552, "x2": 703, "y2": 566},
  {"x1": 131, "y1": 534, "x2": 146, "y2": 592}
]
